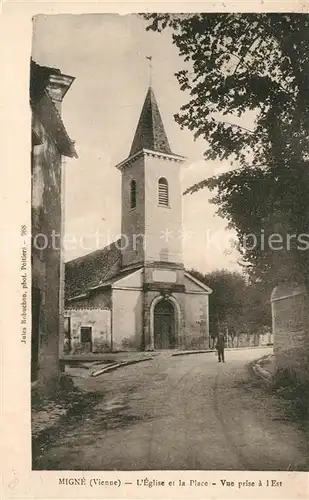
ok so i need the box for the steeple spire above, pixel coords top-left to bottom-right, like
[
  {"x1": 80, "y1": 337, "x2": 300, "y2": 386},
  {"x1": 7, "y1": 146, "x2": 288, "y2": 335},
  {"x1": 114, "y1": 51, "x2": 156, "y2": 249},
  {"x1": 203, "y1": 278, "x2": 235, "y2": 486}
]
[{"x1": 129, "y1": 87, "x2": 172, "y2": 157}]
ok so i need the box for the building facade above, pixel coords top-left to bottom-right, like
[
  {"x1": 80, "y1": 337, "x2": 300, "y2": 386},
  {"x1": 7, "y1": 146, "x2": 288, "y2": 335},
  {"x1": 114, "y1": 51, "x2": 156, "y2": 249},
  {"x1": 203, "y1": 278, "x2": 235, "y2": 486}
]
[
  {"x1": 31, "y1": 60, "x2": 77, "y2": 391},
  {"x1": 65, "y1": 87, "x2": 211, "y2": 354}
]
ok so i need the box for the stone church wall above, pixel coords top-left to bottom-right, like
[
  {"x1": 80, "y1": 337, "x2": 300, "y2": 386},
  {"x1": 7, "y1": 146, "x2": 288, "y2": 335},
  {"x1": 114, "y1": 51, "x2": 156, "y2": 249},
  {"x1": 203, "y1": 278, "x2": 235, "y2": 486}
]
[
  {"x1": 184, "y1": 293, "x2": 210, "y2": 349},
  {"x1": 171, "y1": 291, "x2": 186, "y2": 348},
  {"x1": 142, "y1": 291, "x2": 186, "y2": 350},
  {"x1": 120, "y1": 155, "x2": 145, "y2": 267},
  {"x1": 64, "y1": 289, "x2": 112, "y2": 354},
  {"x1": 64, "y1": 308, "x2": 111, "y2": 354},
  {"x1": 112, "y1": 289, "x2": 143, "y2": 350},
  {"x1": 144, "y1": 155, "x2": 183, "y2": 264}
]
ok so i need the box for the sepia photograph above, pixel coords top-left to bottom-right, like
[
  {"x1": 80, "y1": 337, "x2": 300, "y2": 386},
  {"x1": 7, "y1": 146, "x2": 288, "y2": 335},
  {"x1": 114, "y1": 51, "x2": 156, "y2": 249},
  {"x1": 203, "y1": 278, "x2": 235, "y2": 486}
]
[{"x1": 29, "y1": 12, "x2": 308, "y2": 473}]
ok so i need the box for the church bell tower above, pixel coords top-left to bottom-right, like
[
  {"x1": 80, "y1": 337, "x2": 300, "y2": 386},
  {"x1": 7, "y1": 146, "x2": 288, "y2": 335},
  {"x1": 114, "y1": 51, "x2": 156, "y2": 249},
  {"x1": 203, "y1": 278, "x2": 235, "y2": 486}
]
[{"x1": 116, "y1": 87, "x2": 186, "y2": 269}]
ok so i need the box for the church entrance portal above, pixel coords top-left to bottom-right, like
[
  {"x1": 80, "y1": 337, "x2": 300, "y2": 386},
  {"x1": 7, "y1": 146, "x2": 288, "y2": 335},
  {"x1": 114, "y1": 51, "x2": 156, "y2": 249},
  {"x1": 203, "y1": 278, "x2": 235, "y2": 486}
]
[{"x1": 154, "y1": 299, "x2": 176, "y2": 349}]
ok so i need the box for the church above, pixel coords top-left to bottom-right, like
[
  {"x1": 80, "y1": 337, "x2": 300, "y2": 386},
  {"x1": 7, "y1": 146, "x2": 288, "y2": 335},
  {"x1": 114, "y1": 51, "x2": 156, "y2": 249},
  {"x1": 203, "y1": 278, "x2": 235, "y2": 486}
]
[{"x1": 64, "y1": 87, "x2": 212, "y2": 354}]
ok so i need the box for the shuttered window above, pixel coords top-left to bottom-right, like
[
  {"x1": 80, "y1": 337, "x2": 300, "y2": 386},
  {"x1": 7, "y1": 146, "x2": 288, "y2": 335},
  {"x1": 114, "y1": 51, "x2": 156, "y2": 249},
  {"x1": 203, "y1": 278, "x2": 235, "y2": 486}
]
[
  {"x1": 158, "y1": 177, "x2": 169, "y2": 206},
  {"x1": 130, "y1": 179, "x2": 136, "y2": 209}
]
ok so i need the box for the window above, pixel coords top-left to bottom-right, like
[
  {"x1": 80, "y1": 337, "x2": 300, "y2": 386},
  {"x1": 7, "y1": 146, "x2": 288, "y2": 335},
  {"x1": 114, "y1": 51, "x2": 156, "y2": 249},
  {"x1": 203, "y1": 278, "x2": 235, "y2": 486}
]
[
  {"x1": 80, "y1": 326, "x2": 92, "y2": 344},
  {"x1": 158, "y1": 177, "x2": 169, "y2": 206},
  {"x1": 130, "y1": 179, "x2": 136, "y2": 209}
]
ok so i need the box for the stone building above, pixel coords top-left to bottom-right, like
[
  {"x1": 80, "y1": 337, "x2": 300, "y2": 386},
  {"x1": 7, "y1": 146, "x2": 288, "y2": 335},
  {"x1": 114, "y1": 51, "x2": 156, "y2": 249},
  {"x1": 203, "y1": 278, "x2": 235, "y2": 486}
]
[
  {"x1": 64, "y1": 87, "x2": 212, "y2": 354},
  {"x1": 271, "y1": 283, "x2": 309, "y2": 384},
  {"x1": 31, "y1": 60, "x2": 77, "y2": 391}
]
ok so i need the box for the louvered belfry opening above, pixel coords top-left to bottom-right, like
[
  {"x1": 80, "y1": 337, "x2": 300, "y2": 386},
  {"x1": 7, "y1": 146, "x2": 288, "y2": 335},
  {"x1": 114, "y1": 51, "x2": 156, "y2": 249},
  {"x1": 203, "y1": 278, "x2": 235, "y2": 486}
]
[{"x1": 158, "y1": 177, "x2": 169, "y2": 206}]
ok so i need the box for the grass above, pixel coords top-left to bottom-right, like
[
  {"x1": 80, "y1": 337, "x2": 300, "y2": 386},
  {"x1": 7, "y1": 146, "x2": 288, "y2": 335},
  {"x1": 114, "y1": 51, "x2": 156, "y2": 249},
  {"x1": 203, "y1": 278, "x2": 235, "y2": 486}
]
[
  {"x1": 250, "y1": 349, "x2": 308, "y2": 426},
  {"x1": 272, "y1": 367, "x2": 309, "y2": 423},
  {"x1": 32, "y1": 374, "x2": 103, "y2": 468},
  {"x1": 256, "y1": 346, "x2": 309, "y2": 424}
]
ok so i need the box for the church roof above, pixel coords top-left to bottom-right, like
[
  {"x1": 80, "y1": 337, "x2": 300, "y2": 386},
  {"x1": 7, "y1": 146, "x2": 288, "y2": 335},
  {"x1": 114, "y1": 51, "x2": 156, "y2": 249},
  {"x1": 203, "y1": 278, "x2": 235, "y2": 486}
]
[
  {"x1": 65, "y1": 241, "x2": 122, "y2": 300},
  {"x1": 129, "y1": 87, "x2": 173, "y2": 156},
  {"x1": 65, "y1": 243, "x2": 212, "y2": 301}
]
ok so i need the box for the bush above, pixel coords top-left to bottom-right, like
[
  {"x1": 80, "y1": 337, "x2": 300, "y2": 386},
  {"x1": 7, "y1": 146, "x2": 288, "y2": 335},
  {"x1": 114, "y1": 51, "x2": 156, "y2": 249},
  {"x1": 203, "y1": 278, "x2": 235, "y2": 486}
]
[
  {"x1": 121, "y1": 337, "x2": 139, "y2": 350},
  {"x1": 92, "y1": 340, "x2": 111, "y2": 353},
  {"x1": 72, "y1": 342, "x2": 86, "y2": 354},
  {"x1": 59, "y1": 373, "x2": 76, "y2": 392},
  {"x1": 32, "y1": 374, "x2": 104, "y2": 469},
  {"x1": 273, "y1": 366, "x2": 309, "y2": 422},
  {"x1": 31, "y1": 384, "x2": 46, "y2": 411}
]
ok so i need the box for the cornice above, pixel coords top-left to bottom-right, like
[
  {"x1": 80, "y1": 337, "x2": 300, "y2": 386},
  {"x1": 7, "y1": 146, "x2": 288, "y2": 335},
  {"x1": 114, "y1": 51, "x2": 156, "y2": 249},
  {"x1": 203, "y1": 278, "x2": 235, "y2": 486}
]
[{"x1": 115, "y1": 148, "x2": 186, "y2": 170}]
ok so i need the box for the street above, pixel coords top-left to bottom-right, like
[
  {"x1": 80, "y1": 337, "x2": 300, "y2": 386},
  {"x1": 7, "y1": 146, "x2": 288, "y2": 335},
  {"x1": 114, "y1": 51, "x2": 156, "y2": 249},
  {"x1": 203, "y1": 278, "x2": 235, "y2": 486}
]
[{"x1": 35, "y1": 348, "x2": 307, "y2": 471}]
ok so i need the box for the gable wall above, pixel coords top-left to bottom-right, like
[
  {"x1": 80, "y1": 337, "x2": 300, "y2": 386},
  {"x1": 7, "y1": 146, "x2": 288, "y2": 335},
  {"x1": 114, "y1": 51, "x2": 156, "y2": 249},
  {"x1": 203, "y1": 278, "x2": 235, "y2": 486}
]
[
  {"x1": 184, "y1": 293, "x2": 210, "y2": 349},
  {"x1": 113, "y1": 268, "x2": 143, "y2": 288},
  {"x1": 184, "y1": 274, "x2": 210, "y2": 293}
]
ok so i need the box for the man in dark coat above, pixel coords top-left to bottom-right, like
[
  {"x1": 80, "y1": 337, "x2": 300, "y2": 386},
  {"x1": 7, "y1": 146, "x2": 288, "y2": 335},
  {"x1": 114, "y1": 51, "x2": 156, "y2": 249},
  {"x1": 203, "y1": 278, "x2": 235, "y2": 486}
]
[{"x1": 216, "y1": 332, "x2": 225, "y2": 363}]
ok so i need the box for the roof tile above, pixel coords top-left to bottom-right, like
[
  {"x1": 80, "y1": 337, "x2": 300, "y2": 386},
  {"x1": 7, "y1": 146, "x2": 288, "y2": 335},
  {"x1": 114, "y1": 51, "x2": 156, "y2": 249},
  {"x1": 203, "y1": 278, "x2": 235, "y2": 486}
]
[
  {"x1": 130, "y1": 87, "x2": 172, "y2": 156},
  {"x1": 65, "y1": 241, "x2": 122, "y2": 300}
]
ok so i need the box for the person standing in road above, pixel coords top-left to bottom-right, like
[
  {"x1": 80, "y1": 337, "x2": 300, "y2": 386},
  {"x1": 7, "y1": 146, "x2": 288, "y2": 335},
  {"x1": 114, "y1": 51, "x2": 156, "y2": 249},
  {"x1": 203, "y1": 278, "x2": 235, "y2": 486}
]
[{"x1": 216, "y1": 332, "x2": 225, "y2": 363}]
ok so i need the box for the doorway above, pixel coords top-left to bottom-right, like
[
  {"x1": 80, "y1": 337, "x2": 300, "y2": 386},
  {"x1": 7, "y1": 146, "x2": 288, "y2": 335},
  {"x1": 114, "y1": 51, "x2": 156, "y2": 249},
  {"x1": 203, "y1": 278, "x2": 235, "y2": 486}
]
[
  {"x1": 80, "y1": 326, "x2": 93, "y2": 353},
  {"x1": 154, "y1": 299, "x2": 176, "y2": 349}
]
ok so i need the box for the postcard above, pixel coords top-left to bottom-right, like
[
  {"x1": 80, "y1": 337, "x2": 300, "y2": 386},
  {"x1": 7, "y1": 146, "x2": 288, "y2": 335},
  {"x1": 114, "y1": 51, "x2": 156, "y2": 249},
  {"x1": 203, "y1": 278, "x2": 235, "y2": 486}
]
[{"x1": 1, "y1": 2, "x2": 308, "y2": 499}]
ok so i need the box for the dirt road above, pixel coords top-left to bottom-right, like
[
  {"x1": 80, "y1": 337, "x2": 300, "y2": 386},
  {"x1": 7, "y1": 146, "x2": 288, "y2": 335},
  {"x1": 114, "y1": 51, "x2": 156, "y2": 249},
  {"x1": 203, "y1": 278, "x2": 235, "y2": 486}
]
[{"x1": 34, "y1": 348, "x2": 307, "y2": 471}]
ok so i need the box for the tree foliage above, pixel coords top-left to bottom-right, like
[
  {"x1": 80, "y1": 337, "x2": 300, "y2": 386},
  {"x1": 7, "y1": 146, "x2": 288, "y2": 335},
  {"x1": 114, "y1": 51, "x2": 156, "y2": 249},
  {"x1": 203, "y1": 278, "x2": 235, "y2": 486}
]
[
  {"x1": 144, "y1": 14, "x2": 309, "y2": 285},
  {"x1": 189, "y1": 269, "x2": 272, "y2": 339}
]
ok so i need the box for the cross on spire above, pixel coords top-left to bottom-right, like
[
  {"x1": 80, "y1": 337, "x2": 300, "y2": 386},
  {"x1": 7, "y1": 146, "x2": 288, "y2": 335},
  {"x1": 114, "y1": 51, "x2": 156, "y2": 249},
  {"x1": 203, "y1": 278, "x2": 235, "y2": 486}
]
[{"x1": 146, "y1": 56, "x2": 152, "y2": 86}]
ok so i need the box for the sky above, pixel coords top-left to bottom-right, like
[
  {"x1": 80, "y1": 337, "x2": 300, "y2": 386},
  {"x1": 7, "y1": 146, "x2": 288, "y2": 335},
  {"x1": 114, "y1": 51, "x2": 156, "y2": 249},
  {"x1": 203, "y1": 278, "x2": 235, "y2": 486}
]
[{"x1": 32, "y1": 13, "x2": 241, "y2": 273}]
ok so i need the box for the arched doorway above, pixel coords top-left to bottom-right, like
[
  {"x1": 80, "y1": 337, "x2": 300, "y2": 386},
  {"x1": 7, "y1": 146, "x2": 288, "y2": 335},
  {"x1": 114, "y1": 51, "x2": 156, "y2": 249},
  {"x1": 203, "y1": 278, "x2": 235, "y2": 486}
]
[{"x1": 153, "y1": 299, "x2": 176, "y2": 349}]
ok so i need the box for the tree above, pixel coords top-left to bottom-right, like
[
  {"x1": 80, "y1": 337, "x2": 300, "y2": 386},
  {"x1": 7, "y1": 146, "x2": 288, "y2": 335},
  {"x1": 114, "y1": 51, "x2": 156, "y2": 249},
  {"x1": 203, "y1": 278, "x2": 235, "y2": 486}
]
[
  {"x1": 189, "y1": 269, "x2": 271, "y2": 342},
  {"x1": 143, "y1": 14, "x2": 309, "y2": 286}
]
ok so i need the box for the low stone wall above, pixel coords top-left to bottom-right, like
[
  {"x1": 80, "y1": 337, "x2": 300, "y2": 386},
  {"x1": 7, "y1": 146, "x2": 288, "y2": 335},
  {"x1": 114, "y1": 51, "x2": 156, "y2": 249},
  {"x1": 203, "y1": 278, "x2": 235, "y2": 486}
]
[{"x1": 222, "y1": 333, "x2": 273, "y2": 349}]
